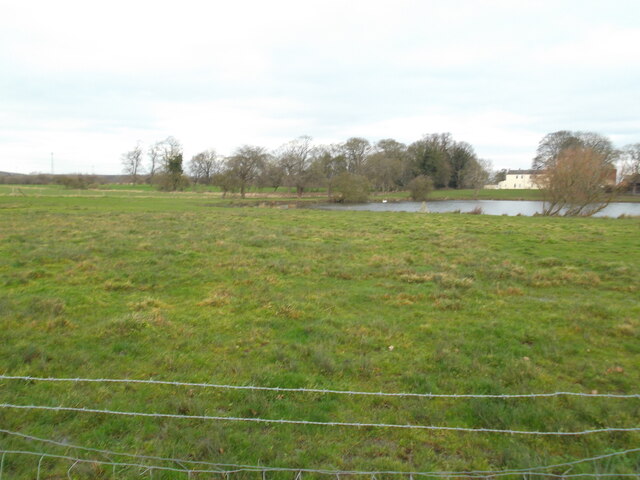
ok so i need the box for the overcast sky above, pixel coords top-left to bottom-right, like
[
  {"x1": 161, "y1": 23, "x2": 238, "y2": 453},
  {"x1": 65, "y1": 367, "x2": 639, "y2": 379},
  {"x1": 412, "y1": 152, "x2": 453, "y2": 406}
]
[{"x1": 1, "y1": 0, "x2": 639, "y2": 174}]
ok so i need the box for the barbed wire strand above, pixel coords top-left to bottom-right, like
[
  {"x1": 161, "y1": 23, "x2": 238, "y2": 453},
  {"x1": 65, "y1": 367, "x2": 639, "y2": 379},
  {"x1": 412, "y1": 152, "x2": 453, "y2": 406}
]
[
  {"x1": 2, "y1": 374, "x2": 638, "y2": 399},
  {"x1": 2, "y1": 428, "x2": 640, "y2": 477},
  {"x1": 36, "y1": 454, "x2": 44, "y2": 480},
  {"x1": 67, "y1": 460, "x2": 79, "y2": 480},
  {"x1": 1, "y1": 450, "x2": 640, "y2": 478},
  {"x1": 1, "y1": 403, "x2": 639, "y2": 436},
  {"x1": 0, "y1": 429, "x2": 226, "y2": 472}
]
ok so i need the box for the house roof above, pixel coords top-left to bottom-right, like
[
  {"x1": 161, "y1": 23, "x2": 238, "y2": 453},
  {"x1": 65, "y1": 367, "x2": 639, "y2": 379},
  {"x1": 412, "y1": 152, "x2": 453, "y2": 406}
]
[{"x1": 506, "y1": 169, "x2": 537, "y2": 175}]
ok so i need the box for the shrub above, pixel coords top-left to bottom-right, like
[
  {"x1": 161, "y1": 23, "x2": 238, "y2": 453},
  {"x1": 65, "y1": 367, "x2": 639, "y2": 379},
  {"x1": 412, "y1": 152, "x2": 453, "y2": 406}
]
[
  {"x1": 56, "y1": 175, "x2": 97, "y2": 189},
  {"x1": 331, "y1": 172, "x2": 370, "y2": 203},
  {"x1": 156, "y1": 173, "x2": 190, "y2": 192},
  {"x1": 407, "y1": 175, "x2": 434, "y2": 201}
]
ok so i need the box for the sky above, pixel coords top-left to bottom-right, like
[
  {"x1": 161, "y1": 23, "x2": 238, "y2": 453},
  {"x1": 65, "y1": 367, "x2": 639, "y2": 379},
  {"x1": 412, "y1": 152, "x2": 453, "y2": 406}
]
[{"x1": 1, "y1": 0, "x2": 639, "y2": 174}]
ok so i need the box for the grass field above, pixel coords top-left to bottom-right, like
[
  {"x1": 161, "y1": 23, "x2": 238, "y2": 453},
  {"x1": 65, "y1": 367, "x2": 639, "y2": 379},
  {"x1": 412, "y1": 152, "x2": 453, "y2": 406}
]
[
  {"x1": 2, "y1": 183, "x2": 639, "y2": 204},
  {"x1": 0, "y1": 187, "x2": 639, "y2": 478}
]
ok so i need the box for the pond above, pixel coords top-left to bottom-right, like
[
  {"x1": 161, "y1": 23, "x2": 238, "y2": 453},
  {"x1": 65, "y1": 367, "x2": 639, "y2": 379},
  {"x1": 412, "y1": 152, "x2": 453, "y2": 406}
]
[{"x1": 315, "y1": 200, "x2": 640, "y2": 217}]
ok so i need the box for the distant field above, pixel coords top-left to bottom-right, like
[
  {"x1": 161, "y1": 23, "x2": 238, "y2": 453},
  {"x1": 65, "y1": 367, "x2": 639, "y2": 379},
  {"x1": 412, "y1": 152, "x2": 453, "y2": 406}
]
[
  {"x1": 2, "y1": 183, "x2": 639, "y2": 203},
  {"x1": 0, "y1": 189, "x2": 639, "y2": 478}
]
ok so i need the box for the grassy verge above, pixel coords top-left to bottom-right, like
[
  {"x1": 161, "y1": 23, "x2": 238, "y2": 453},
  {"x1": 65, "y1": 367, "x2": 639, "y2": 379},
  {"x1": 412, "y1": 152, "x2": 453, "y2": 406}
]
[{"x1": 0, "y1": 191, "x2": 639, "y2": 478}]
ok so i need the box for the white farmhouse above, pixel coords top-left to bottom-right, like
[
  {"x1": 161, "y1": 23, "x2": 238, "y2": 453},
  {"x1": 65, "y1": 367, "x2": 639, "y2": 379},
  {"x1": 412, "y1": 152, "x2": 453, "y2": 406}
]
[{"x1": 497, "y1": 169, "x2": 540, "y2": 189}]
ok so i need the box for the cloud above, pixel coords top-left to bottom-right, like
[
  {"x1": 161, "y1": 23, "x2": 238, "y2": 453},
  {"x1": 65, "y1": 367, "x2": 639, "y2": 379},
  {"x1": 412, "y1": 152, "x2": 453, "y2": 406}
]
[
  {"x1": 1, "y1": 0, "x2": 639, "y2": 173},
  {"x1": 149, "y1": 97, "x2": 311, "y2": 155},
  {"x1": 536, "y1": 26, "x2": 640, "y2": 70}
]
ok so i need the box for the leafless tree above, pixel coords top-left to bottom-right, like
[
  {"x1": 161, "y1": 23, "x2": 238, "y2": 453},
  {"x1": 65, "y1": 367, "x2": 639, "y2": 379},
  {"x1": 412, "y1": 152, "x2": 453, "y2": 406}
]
[
  {"x1": 227, "y1": 145, "x2": 269, "y2": 198},
  {"x1": 121, "y1": 143, "x2": 144, "y2": 184},
  {"x1": 188, "y1": 149, "x2": 221, "y2": 185},
  {"x1": 461, "y1": 158, "x2": 491, "y2": 197},
  {"x1": 341, "y1": 137, "x2": 371, "y2": 174},
  {"x1": 276, "y1": 136, "x2": 317, "y2": 197},
  {"x1": 313, "y1": 144, "x2": 347, "y2": 198},
  {"x1": 536, "y1": 146, "x2": 617, "y2": 216},
  {"x1": 365, "y1": 139, "x2": 409, "y2": 192},
  {"x1": 533, "y1": 131, "x2": 617, "y2": 171},
  {"x1": 620, "y1": 143, "x2": 640, "y2": 194},
  {"x1": 157, "y1": 136, "x2": 182, "y2": 172},
  {"x1": 147, "y1": 143, "x2": 161, "y2": 183},
  {"x1": 146, "y1": 137, "x2": 187, "y2": 191},
  {"x1": 258, "y1": 157, "x2": 286, "y2": 191}
]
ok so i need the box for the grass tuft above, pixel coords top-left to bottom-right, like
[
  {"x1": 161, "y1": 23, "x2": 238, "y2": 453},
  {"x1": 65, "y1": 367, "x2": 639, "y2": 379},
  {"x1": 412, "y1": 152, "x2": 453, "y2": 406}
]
[{"x1": 197, "y1": 291, "x2": 232, "y2": 307}]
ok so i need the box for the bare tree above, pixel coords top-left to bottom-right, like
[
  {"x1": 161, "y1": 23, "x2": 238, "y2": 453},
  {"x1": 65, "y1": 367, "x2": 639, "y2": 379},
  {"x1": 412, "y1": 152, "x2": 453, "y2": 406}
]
[
  {"x1": 620, "y1": 143, "x2": 640, "y2": 194},
  {"x1": 215, "y1": 165, "x2": 240, "y2": 198},
  {"x1": 259, "y1": 157, "x2": 286, "y2": 191},
  {"x1": 313, "y1": 145, "x2": 347, "y2": 198},
  {"x1": 227, "y1": 145, "x2": 269, "y2": 198},
  {"x1": 536, "y1": 146, "x2": 617, "y2": 216},
  {"x1": 533, "y1": 131, "x2": 617, "y2": 171},
  {"x1": 150, "y1": 137, "x2": 188, "y2": 191},
  {"x1": 158, "y1": 137, "x2": 182, "y2": 172},
  {"x1": 365, "y1": 139, "x2": 409, "y2": 192},
  {"x1": 276, "y1": 135, "x2": 316, "y2": 197},
  {"x1": 121, "y1": 143, "x2": 144, "y2": 184},
  {"x1": 147, "y1": 143, "x2": 161, "y2": 183},
  {"x1": 532, "y1": 131, "x2": 619, "y2": 216},
  {"x1": 341, "y1": 137, "x2": 371, "y2": 174},
  {"x1": 461, "y1": 158, "x2": 491, "y2": 198},
  {"x1": 188, "y1": 149, "x2": 221, "y2": 185}
]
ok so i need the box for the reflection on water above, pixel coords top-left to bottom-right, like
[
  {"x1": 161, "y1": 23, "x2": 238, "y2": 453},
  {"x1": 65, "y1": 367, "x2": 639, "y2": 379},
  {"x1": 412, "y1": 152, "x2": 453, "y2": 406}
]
[{"x1": 315, "y1": 200, "x2": 640, "y2": 217}]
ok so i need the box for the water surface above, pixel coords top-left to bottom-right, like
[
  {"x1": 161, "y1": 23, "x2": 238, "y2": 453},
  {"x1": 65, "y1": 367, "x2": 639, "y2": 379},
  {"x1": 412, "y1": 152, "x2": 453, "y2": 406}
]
[{"x1": 316, "y1": 200, "x2": 640, "y2": 217}]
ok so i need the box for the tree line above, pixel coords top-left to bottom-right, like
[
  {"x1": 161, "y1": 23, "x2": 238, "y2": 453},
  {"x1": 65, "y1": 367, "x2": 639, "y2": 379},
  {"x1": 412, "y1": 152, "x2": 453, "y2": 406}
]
[{"x1": 121, "y1": 134, "x2": 492, "y2": 200}]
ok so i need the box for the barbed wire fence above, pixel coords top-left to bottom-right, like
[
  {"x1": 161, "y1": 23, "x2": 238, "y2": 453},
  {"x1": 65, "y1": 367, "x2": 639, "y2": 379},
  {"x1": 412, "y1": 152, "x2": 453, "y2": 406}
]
[
  {"x1": 1, "y1": 375, "x2": 639, "y2": 479},
  {"x1": 3, "y1": 375, "x2": 640, "y2": 399},
  {"x1": 2, "y1": 428, "x2": 640, "y2": 479}
]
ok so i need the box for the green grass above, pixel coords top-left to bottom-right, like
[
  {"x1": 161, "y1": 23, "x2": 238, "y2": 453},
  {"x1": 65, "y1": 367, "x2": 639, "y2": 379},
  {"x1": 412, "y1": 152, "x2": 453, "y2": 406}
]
[
  {"x1": 0, "y1": 189, "x2": 639, "y2": 478},
  {"x1": 4, "y1": 183, "x2": 639, "y2": 204}
]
